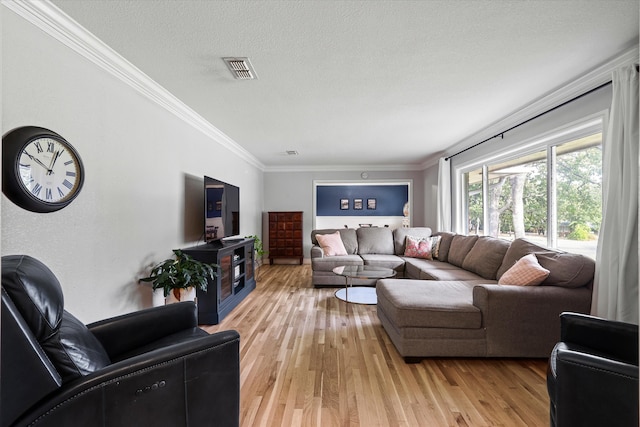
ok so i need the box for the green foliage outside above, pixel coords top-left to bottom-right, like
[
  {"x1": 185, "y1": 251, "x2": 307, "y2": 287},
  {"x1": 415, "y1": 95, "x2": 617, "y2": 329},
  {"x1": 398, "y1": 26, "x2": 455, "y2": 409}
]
[
  {"x1": 466, "y1": 145, "x2": 602, "y2": 241},
  {"x1": 568, "y1": 223, "x2": 592, "y2": 241}
]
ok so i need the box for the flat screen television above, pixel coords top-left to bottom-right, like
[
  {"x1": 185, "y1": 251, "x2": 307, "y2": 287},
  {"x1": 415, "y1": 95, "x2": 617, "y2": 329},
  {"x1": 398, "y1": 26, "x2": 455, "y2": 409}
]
[{"x1": 204, "y1": 176, "x2": 240, "y2": 243}]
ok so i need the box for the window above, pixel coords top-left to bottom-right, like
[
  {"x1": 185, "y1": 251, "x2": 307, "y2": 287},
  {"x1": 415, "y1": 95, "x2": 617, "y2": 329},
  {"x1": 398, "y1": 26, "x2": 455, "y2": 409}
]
[
  {"x1": 554, "y1": 136, "x2": 602, "y2": 257},
  {"x1": 460, "y1": 127, "x2": 602, "y2": 259}
]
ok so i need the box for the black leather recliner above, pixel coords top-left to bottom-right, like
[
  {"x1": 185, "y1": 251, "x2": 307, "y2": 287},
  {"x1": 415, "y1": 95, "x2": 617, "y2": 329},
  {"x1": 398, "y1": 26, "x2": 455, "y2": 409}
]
[
  {"x1": 547, "y1": 312, "x2": 639, "y2": 427},
  {"x1": 1, "y1": 254, "x2": 240, "y2": 427}
]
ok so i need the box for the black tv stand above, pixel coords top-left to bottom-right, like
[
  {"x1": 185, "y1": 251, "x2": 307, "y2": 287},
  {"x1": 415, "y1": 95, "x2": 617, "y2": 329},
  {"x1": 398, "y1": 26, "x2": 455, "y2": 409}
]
[
  {"x1": 183, "y1": 239, "x2": 255, "y2": 324},
  {"x1": 221, "y1": 238, "x2": 244, "y2": 244},
  {"x1": 205, "y1": 240, "x2": 224, "y2": 248}
]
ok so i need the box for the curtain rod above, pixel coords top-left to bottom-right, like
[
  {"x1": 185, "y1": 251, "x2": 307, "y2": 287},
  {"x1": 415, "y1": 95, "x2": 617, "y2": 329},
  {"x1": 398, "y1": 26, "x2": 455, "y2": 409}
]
[{"x1": 444, "y1": 79, "x2": 613, "y2": 161}]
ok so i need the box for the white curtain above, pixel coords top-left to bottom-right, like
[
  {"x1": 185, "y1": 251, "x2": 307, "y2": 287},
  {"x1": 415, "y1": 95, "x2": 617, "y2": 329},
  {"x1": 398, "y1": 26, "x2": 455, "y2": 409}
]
[
  {"x1": 592, "y1": 64, "x2": 639, "y2": 323},
  {"x1": 437, "y1": 157, "x2": 452, "y2": 232}
]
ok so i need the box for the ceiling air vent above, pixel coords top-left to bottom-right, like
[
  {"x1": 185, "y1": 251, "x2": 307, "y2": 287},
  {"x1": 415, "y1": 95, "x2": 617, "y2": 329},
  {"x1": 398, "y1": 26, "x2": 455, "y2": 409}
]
[{"x1": 223, "y1": 57, "x2": 257, "y2": 80}]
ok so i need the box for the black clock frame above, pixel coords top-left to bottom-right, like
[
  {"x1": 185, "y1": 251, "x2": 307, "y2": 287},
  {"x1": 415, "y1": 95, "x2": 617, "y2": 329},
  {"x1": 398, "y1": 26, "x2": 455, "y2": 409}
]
[{"x1": 2, "y1": 126, "x2": 85, "y2": 213}]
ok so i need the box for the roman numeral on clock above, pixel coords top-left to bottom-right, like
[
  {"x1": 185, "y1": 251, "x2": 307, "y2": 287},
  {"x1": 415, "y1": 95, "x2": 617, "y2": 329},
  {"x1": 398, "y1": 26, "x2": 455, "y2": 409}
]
[{"x1": 32, "y1": 183, "x2": 42, "y2": 197}]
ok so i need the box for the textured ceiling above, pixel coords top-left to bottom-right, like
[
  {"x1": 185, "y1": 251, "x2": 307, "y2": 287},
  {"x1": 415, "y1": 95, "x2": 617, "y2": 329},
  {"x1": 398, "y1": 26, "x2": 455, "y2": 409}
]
[{"x1": 51, "y1": 0, "x2": 639, "y2": 170}]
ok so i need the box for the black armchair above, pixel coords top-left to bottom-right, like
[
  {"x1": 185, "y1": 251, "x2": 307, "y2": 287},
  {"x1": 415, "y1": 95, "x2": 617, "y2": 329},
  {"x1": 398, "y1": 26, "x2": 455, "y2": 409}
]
[
  {"x1": 1, "y1": 255, "x2": 240, "y2": 427},
  {"x1": 547, "y1": 312, "x2": 638, "y2": 427}
]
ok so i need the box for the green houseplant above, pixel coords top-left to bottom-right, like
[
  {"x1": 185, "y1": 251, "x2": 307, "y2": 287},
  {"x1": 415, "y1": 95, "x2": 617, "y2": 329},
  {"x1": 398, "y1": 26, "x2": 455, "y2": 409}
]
[
  {"x1": 140, "y1": 249, "x2": 217, "y2": 302},
  {"x1": 246, "y1": 235, "x2": 267, "y2": 280}
]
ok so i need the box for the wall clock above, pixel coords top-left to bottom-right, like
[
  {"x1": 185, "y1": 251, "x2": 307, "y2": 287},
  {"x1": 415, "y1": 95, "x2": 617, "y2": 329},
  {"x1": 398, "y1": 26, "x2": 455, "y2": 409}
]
[{"x1": 2, "y1": 126, "x2": 85, "y2": 213}]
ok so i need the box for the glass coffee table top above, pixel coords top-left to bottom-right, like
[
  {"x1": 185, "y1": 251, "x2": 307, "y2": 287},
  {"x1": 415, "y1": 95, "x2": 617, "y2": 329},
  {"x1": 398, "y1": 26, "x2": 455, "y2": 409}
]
[
  {"x1": 332, "y1": 265, "x2": 396, "y2": 304},
  {"x1": 332, "y1": 265, "x2": 396, "y2": 279}
]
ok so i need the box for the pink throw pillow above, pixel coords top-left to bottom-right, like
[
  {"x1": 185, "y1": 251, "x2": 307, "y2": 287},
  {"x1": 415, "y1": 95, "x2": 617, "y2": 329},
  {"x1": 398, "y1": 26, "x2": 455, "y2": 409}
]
[
  {"x1": 404, "y1": 235, "x2": 441, "y2": 260},
  {"x1": 498, "y1": 253, "x2": 550, "y2": 286},
  {"x1": 316, "y1": 231, "x2": 348, "y2": 256}
]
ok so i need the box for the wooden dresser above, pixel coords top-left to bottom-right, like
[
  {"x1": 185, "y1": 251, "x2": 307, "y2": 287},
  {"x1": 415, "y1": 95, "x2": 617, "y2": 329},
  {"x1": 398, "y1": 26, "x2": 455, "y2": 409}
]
[{"x1": 268, "y1": 211, "x2": 303, "y2": 265}]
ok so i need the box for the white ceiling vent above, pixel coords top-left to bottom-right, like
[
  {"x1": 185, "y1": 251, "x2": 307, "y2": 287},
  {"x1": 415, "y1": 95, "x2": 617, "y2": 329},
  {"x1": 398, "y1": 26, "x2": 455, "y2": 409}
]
[{"x1": 223, "y1": 57, "x2": 257, "y2": 80}]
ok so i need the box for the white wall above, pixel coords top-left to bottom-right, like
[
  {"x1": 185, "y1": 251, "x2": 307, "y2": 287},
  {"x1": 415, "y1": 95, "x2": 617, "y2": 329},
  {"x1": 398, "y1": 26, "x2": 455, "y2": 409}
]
[
  {"x1": 2, "y1": 8, "x2": 264, "y2": 322},
  {"x1": 264, "y1": 170, "x2": 425, "y2": 258}
]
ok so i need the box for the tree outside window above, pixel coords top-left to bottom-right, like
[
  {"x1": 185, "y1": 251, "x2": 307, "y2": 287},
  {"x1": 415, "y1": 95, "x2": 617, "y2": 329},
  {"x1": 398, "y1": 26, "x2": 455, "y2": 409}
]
[{"x1": 463, "y1": 133, "x2": 601, "y2": 259}]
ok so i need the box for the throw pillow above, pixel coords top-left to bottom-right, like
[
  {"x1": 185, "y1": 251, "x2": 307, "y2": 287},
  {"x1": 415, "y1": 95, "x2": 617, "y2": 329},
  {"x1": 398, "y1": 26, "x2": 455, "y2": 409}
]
[
  {"x1": 430, "y1": 235, "x2": 442, "y2": 259},
  {"x1": 316, "y1": 231, "x2": 348, "y2": 256},
  {"x1": 498, "y1": 253, "x2": 550, "y2": 286},
  {"x1": 404, "y1": 235, "x2": 441, "y2": 260}
]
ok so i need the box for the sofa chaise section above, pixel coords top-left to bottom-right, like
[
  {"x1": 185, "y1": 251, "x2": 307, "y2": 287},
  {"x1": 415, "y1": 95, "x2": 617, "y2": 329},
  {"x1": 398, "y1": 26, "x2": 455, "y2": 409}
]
[{"x1": 377, "y1": 236, "x2": 595, "y2": 360}]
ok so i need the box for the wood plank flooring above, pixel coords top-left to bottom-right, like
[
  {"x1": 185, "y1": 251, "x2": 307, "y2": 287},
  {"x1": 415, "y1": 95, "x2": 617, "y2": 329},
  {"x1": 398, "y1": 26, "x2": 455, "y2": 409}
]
[{"x1": 202, "y1": 264, "x2": 550, "y2": 427}]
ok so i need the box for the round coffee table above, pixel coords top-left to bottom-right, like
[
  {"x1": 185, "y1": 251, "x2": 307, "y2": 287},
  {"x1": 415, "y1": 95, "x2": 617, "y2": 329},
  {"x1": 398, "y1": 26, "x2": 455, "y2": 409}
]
[{"x1": 332, "y1": 265, "x2": 396, "y2": 304}]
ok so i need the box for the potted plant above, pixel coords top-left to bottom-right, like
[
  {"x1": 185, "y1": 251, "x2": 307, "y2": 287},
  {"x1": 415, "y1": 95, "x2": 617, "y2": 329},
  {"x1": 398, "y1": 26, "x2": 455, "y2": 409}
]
[
  {"x1": 246, "y1": 235, "x2": 267, "y2": 280},
  {"x1": 140, "y1": 249, "x2": 217, "y2": 304}
]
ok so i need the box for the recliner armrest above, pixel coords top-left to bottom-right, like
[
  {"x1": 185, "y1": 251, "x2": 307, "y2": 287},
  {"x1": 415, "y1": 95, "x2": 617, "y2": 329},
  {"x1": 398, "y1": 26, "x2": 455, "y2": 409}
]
[
  {"x1": 553, "y1": 341, "x2": 639, "y2": 427},
  {"x1": 560, "y1": 312, "x2": 638, "y2": 364},
  {"x1": 556, "y1": 342, "x2": 639, "y2": 378},
  {"x1": 13, "y1": 330, "x2": 241, "y2": 427},
  {"x1": 87, "y1": 302, "x2": 199, "y2": 359}
]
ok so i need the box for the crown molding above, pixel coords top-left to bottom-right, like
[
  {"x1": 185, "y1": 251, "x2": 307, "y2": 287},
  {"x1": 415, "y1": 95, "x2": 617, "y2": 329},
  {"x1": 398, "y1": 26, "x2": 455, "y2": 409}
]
[
  {"x1": 3, "y1": 0, "x2": 265, "y2": 171},
  {"x1": 442, "y1": 44, "x2": 639, "y2": 160},
  {"x1": 263, "y1": 163, "x2": 425, "y2": 173}
]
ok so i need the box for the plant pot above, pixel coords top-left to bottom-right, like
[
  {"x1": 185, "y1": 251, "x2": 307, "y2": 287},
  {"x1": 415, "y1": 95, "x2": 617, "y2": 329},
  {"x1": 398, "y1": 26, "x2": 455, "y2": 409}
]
[
  {"x1": 152, "y1": 288, "x2": 166, "y2": 307},
  {"x1": 165, "y1": 287, "x2": 197, "y2": 304},
  {"x1": 254, "y1": 256, "x2": 264, "y2": 281}
]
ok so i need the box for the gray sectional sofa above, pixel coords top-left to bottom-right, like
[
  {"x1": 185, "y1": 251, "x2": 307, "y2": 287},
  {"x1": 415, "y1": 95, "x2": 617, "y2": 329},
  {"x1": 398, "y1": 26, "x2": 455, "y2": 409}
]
[
  {"x1": 310, "y1": 227, "x2": 595, "y2": 360},
  {"x1": 311, "y1": 227, "x2": 433, "y2": 287}
]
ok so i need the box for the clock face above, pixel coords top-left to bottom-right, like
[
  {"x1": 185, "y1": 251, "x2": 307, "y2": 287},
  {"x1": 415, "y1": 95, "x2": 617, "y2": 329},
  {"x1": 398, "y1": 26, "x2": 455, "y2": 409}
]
[
  {"x1": 18, "y1": 137, "x2": 82, "y2": 204},
  {"x1": 3, "y1": 126, "x2": 85, "y2": 213}
]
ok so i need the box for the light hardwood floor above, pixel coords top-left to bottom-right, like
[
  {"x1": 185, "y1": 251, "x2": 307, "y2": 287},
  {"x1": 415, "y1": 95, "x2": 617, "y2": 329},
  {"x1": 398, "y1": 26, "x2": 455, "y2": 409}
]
[{"x1": 202, "y1": 264, "x2": 550, "y2": 427}]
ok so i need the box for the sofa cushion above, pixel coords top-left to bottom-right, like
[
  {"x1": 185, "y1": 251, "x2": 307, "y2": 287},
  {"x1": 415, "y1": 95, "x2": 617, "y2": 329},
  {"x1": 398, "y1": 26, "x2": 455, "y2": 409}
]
[
  {"x1": 498, "y1": 253, "x2": 550, "y2": 286},
  {"x1": 376, "y1": 279, "x2": 482, "y2": 329},
  {"x1": 420, "y1": 268, "x2": 490, "y2": 282},
  {"x1": 311, "y1": 254, "x2": 363, "y2": 271},
  {"x1": 359, "y1": 254, "x2": 405, "y2": 272},
  {"x1": 447, "y1": 235, "x2": 479, "y2": 267},
  {"x1": 462, "y1": 236, "x2": 511, "y2": 280},
  {"x1": 393, "y1": 227, "x2": 432, "y2": 255},
  {"x1": 315, "y1": 231, "x2": 348, "y2": 256},
  {"x1": 497, "y1": 238, "x2": 554, "y2": 278},
  {"x1": 432, "y1": 232, "x2": 455, "y2": 262},
  {"x1": 497, "y1": 238, "x2": 595, "y2": 288},
  {"x1": 402, "y1": 258, "x2": 462, "y2": 279},
  {"x1": 356, "y1": 227, "x2": 394, "y2": 255},
  {"x1": 312, "y1": 229, "x2": 358, "y2": 254},
  {"x1": 538, "y1": 252, "x2": 595, "y2": 288}
]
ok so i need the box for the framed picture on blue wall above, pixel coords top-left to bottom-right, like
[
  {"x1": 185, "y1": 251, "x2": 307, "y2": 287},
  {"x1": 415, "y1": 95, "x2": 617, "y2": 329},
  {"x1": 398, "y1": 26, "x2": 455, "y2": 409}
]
[
  {"x1": 354, "y1": 199, "x2": 363, "y2": 210},
  {"x1": 340, "y1": 199, "x2": 349, "y2": 210},
  {"x1": 367, "y1": 198, "x2": 376, "y2": 210}
]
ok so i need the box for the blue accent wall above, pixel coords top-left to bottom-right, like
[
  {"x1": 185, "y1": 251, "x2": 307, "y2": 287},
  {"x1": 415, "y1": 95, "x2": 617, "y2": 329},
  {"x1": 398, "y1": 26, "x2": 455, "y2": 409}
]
[{"x1": 316, "y1": 185, "x2": 408, "y2": 216}]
